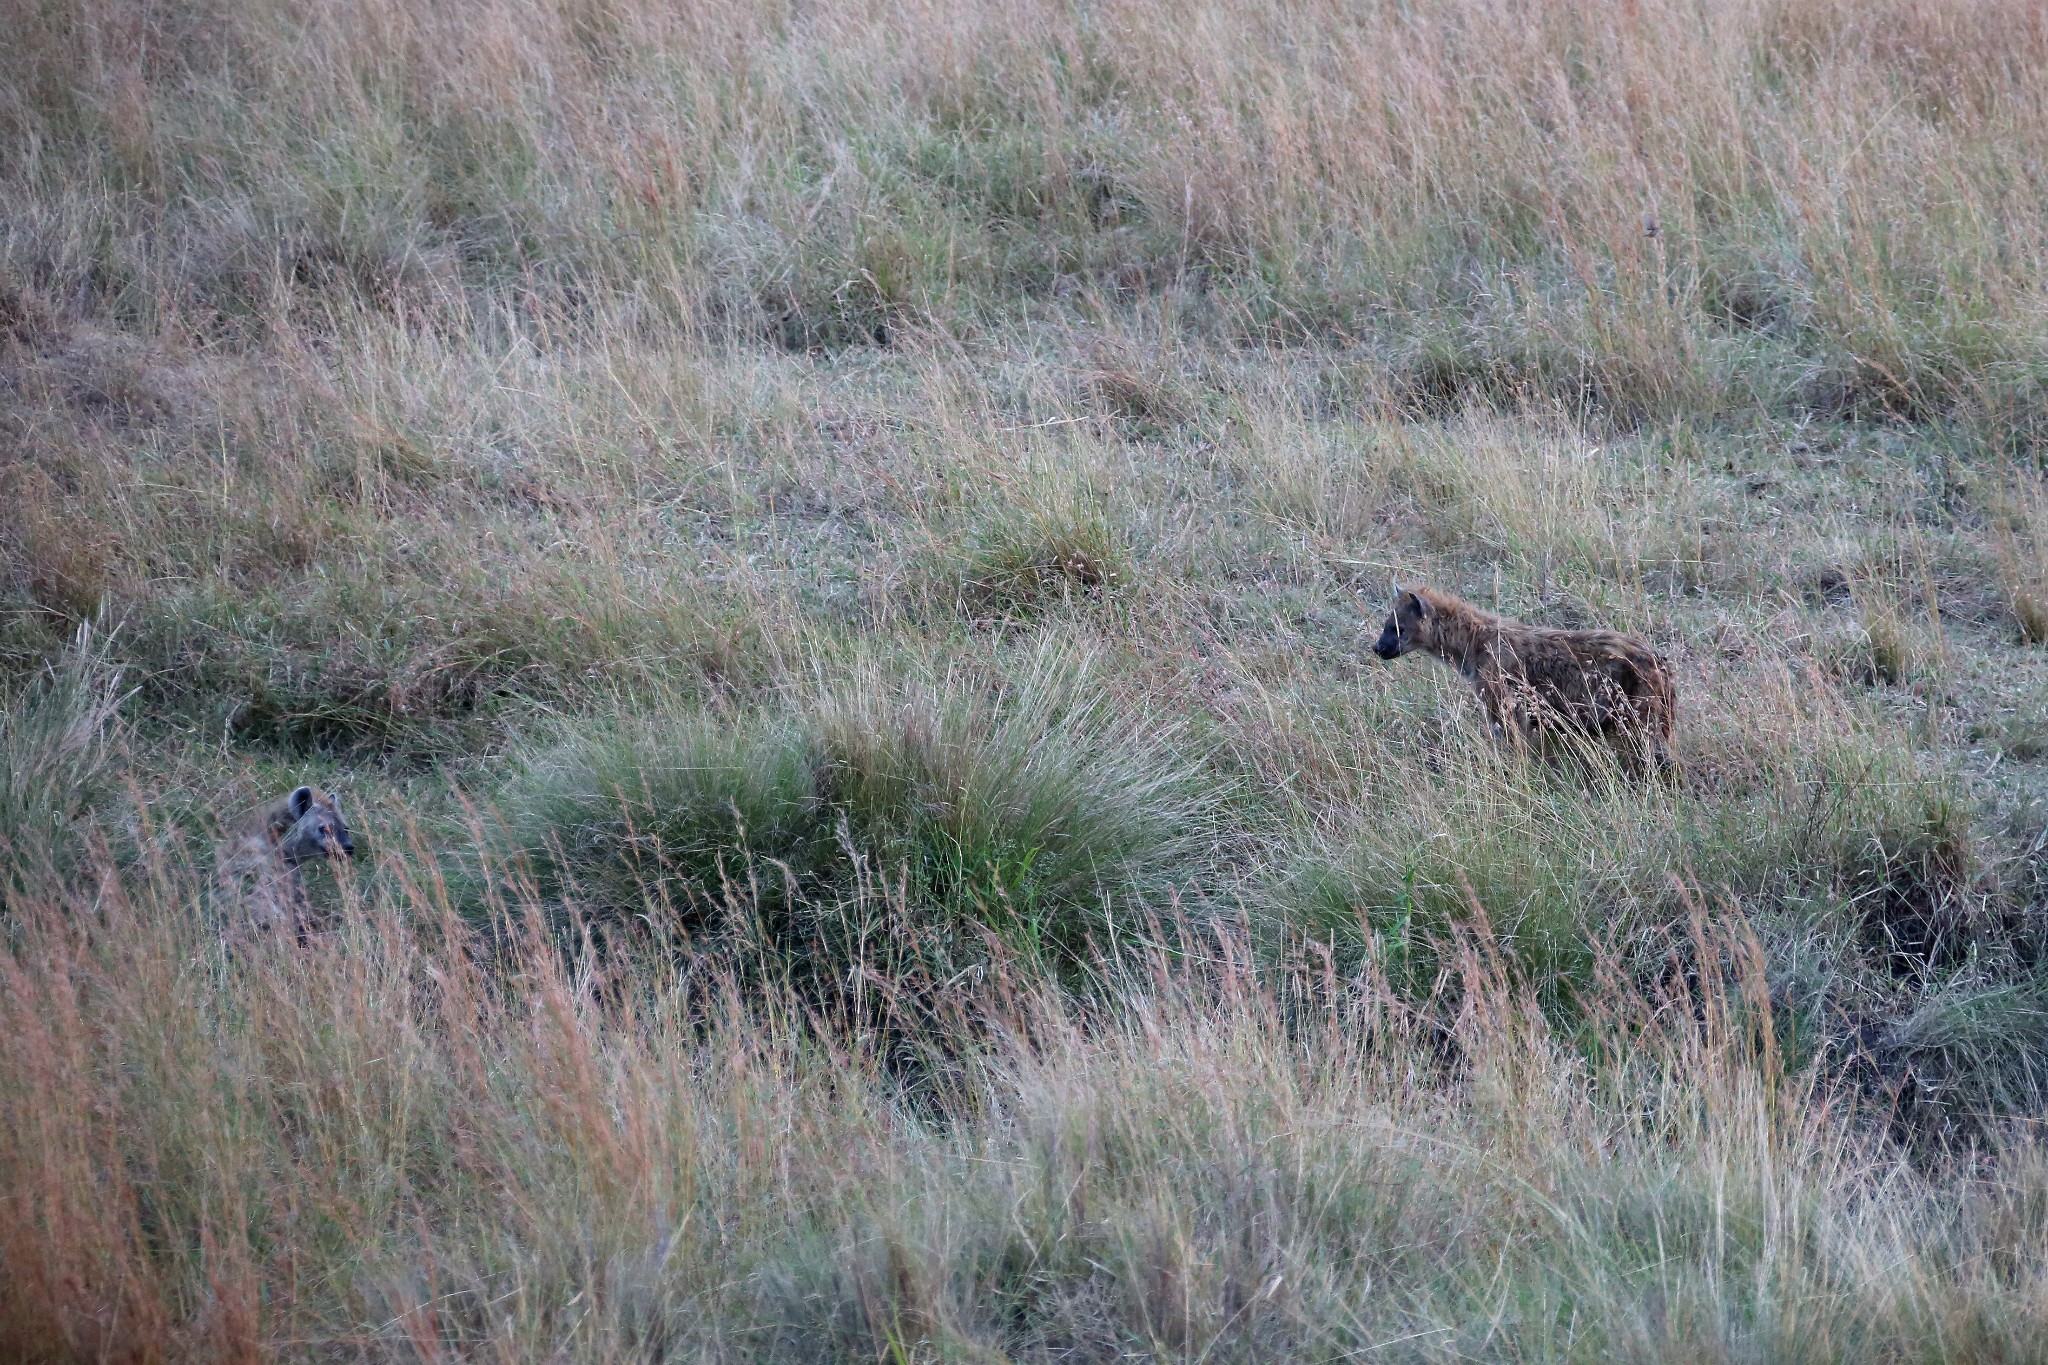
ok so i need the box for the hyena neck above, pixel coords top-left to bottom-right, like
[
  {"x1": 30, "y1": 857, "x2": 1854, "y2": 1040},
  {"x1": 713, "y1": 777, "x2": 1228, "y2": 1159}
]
[{"x1": 1422, "y1": 592, "x2": 1501, "y2": 677}]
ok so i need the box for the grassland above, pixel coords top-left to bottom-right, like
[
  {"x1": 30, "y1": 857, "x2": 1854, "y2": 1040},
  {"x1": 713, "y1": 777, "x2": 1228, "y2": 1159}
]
[{"x1": 5, "y1": 0, "x2": 2048, "y2": 1357}]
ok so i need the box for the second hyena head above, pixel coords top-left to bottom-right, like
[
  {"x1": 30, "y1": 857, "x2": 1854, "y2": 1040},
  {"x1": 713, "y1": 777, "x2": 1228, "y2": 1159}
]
[
  {"x1": 272, "y1": 786, "x2": 355, "y2": 866},
  {"x1": 1373, "y1": 586, "x2": 1436, "y2": 660}
]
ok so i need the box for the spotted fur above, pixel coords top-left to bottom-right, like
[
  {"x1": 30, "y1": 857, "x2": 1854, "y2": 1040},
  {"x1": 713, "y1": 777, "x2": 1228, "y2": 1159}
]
[
  {"x1": 216, "y1": 785, "x2": 354, "y2": 942},
  {"x1": 1372, "y1": 585, "x2": 1676, "y2": 771}
]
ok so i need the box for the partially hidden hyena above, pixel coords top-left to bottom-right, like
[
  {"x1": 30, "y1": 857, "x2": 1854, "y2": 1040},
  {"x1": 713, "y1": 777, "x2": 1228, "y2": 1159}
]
[
  {"x1": 216, "y1": 785, "x2": 354, "y2": 942},
  {"x1": 1371, "y1": 585, "x2": 1676, "y2": 771}
]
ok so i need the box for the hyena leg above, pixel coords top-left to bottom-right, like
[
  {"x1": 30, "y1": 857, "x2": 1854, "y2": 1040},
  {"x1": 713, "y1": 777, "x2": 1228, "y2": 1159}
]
[
  {"x1": 1481, "y1": 680, "x2": 1541, "y2": 754},
  {"x1": 1616, "y1": 705, "x2": 1676, "y2": 779},
  {"x1": 1644, "y1": 728, "x2": 1677, "y2": 779}
]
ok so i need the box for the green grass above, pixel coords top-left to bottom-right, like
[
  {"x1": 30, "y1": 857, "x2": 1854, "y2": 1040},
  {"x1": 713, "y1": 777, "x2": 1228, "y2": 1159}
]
[
  {"x1": 487, "y1": 645, "x2": 1219, "y2": 981},
  {"x1": 4, "y1": 874, "x2": 2047, "y2": 1359},
  {"x1": 0, "y1": 625, "x2": 127, "y2": 894},
  {"x1": 1266, "y1": 661, "x2": 1984, "y2": 1015},
  {"x1": 951, "y1": 483, "x2": 1132, "y2": 624}
]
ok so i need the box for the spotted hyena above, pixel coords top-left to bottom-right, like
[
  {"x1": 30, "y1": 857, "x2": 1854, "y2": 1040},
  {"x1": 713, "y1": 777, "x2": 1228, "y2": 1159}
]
[
  {"x1": 1371, "y1": 585, "x2": 1676, "y2": 771},
  {"x1": 216, "y1": 785, "x2": 354, "y2": 942}
]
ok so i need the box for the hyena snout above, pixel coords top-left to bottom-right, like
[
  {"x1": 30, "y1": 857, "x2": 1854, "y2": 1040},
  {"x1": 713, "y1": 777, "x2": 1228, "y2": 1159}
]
[
  {"x1": 315, "y1": 814, "x2": 354, "y2": 860},
  {"x1": 1372, "y1": 616, "x2": 1405, "y2": 660}
]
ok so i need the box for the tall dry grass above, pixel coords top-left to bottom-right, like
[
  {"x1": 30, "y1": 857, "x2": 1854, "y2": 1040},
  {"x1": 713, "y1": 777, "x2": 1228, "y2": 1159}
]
[
  {"x1": 2, "y1": 0, "x2": 2046, "y2": 424},
  {"x1": 4, "y1": 829, "x2": 2048, "y2": 1361}
]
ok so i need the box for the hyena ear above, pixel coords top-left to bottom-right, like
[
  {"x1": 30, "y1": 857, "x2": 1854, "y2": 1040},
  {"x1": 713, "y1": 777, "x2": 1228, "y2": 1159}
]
[{"x1": 288, "y1": 786, "x2": 314, "y2": 819}]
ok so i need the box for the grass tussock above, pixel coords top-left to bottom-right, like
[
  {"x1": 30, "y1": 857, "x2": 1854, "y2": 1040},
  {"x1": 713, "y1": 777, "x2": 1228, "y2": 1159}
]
[
  {"x1": 490, "y1": 646, "x2": 1218, "y2": 977},
  {"x1": 953, "y1": 481, "x2": 1131, "y2": 623},
  {"x1": 0, "y1": 625, "x2": 127, "y2": 892}
]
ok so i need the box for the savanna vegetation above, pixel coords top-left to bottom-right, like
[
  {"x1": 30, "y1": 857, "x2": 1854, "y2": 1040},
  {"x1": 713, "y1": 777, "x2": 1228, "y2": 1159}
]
[{"x1": 6, "y1": 0, "x2": 2048, "y2": 1357}]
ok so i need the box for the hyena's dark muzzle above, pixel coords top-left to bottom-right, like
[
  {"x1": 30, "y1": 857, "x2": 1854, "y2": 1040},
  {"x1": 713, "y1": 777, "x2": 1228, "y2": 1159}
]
[{"x1": 1372, "y1": 616, "x2": 1404, "y2": 660}]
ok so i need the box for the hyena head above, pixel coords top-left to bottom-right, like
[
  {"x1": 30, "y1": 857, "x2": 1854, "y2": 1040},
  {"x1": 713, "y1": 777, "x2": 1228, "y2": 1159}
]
[
  {"x1": 273, "y1": 786, "x2": 354, "y2": 866},
  {"x1": 1373, "y1": 586, "x2": 1434, "y2": 660}
]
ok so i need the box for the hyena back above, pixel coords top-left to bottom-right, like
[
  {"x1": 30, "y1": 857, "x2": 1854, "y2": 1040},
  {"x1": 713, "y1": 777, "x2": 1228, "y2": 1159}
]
[{"x1": 1372, "y1": 585, "x2": 1675, "y2": 770}]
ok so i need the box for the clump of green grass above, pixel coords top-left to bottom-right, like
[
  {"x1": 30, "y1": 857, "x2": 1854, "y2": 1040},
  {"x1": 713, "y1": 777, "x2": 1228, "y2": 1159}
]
[
  {"x1": 0, "y1": 624, "x2": 126, "y2": 894},
  {"x1": 1869, "y1": 972, "x2": 2048, "y2": 1146},
  {"x1": 1986, "y1": 472, "x2": 2048, "y2": 644},
  {"x1": 489, "y1": 645, "x2": 1217, "y2": 977},
  {"x1": 953, "y1": 485, "x2": 1130, "y2": 623}
]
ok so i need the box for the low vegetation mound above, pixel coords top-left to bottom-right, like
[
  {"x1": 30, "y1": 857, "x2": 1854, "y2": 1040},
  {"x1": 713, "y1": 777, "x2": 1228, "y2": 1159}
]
[{"x1": 489, "y1": 649, "x2": 1220, "y2": 980}]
